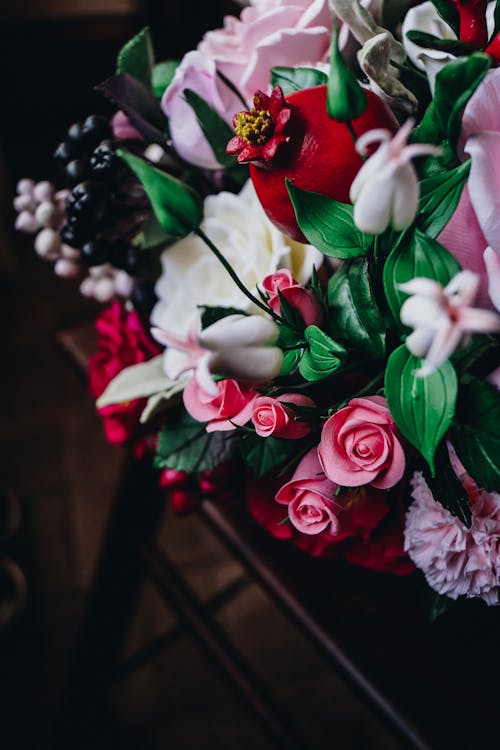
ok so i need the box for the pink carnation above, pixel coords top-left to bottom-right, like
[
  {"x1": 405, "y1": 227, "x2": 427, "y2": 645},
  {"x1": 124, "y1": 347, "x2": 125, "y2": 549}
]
[{"x1": 404, "y1": 463, "x2": 500, "y2": 605}]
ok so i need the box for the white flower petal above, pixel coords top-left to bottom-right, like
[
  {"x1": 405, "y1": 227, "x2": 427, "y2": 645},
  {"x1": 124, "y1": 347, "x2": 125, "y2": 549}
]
[
  {"x1": 209, "y1": 346, "x2": 283, "y2": 382},
  {"x1": 405, "y1": 328, "x2": 435, "y2": 358},
  {"x1": 200, "y1": 314, "x2": 279, "y2": 350},
  {"x1": 352, "y1": 170, "x2": 394, "y2": 233},
  {"x1": 400, "y1": 293, "x2": 444, "y2": 328},
  {"x1": 390, "y1": 164, "x2": 419, "y2": 230}
]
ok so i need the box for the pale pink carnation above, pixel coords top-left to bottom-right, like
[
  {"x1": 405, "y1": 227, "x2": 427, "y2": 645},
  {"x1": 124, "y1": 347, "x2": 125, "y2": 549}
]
[{"x1": 404, "y1": 469, "x2": 500, "y2": 605}]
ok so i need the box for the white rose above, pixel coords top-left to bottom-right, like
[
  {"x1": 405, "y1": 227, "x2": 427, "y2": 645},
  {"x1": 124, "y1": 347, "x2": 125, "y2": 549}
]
[{"x1": 151, "y1": 180, "x2": 321, "y2": 379}]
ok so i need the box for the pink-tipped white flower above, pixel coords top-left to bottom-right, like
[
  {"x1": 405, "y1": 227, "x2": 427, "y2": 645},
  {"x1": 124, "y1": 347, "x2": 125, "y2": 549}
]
[
  {"x1": 349, "y1": 120, "x2": 441, "y2": 234},
  {"x1": 151, "y1": 314, "x2": 283, "y2": 395},
  {"x1": 399, "y1": 271, "x2": 500, "y2": 376}
]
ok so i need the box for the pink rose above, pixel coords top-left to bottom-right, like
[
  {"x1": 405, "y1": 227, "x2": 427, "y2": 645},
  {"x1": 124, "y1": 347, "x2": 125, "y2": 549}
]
[
  {"x1": 183, "y1": 376, "x2": 257, "y2": 432},
  {"x1": 262, "y1": 270, "x2": 323, "y2": 326},
  {"x1": 251, "y1": 392, "x2": 314, "y2": 439},
  {"x1": 162, "y1": 0, "x2": 332, "y2": 169},
  {"x1": 318, "y1": 395, "x2": 405, "y2": 489},
  {"x1": 275, "y1": 449, "x2": 344, "y2": 535}
]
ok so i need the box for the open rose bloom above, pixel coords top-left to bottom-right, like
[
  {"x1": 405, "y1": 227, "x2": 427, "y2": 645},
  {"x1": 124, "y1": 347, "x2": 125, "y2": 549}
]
[{"x1": 18, "y1": 0, "x2": 500, "y2": 610}]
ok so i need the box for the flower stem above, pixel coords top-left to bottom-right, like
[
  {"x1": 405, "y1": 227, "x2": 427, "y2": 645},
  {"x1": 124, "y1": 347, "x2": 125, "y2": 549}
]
[
  {"x1": 346, "y1": 120, "x2": 358, "y2": 146},
  {"x1": 194, "y1": 226, "x2": 288, "y2": 326}
]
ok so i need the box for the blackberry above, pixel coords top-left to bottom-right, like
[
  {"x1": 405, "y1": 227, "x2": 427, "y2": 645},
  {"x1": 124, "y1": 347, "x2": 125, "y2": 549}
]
[
  {"x1": 67, "y1": 181, "x2": 107, "y2": 220},
  {"x1": 54, "y1": 140, "x2": 78, "y2": 164},
  {"x1": 66, "y1": 158, "x2": 89, "y2": 185},
  {"x1": 66, "y1": 122, "x2": 85, "y2": 142},
  {"x1": 89, "y1": 142, "x2": 123, "y2": 181},
  {"x1": 60, "y1": 221, "x2": 91, "y2": 249},
  {"x1": 82, "y1": 115, "x2": 113, "y2": 145},
  {"x1": 80, "y1": 239, "x2": 114, "y2": 266}
]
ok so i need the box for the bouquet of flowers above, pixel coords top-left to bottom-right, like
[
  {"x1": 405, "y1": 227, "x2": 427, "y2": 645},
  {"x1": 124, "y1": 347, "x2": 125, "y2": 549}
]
[{"x1": 15, "y1": 0, "x2": 500, "y2": 611}]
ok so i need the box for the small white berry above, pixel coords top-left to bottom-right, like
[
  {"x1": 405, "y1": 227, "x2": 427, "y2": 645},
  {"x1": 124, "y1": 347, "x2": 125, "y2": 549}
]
[
  {"x1": 114, "y1": 270, "x2": 134, "y2": 297},
  {"x1": 94, "y1": 277, "x2": 115, "y2": 303},
  {"x1": 15, "y1": 211, "x2": 38, "y2": 233},
  {"x1": 33, "y1": 180, "x2": 54, "y2": 202},
  {"x1": 80, "y1": 277, "x2": 95, "y2": 297},
  {"x1": 14, "y1": 194, "x2": 36, "y2": 213},
  {"x1": 60, "y1": 244, "x2": 81, "y2": 260},
  {"x1": 35, "y1": 227, "x2": 61, "y2": 258},
  {"x1": 144, "y1": 144, "x2": 165, "y2": 163},
  {"x1": 35, "y1": 201, "x2": 56, "y2": 227},
  {"x1": 16, "y1": 178, "x2": 35, "y2": 195}
]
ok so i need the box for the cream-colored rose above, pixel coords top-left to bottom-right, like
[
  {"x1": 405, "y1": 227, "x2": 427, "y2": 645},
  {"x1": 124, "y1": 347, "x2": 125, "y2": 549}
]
[{"x1": 151, "y1": 180, "x2": 321, "y2": 379}]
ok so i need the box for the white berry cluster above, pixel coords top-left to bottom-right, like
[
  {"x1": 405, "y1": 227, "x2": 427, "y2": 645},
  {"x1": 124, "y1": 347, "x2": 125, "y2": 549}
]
[{"x1": 80, "y1": 265, "x2": 134, "y2": 304}]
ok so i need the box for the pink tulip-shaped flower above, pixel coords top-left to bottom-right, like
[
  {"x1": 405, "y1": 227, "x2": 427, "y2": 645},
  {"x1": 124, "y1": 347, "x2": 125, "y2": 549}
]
[
  {"x1": 399, "y1": 271, "x2": 500, "y2": 376},
  {"x1": 349, "y1": 119, "x2": 441, "y2": 234}
]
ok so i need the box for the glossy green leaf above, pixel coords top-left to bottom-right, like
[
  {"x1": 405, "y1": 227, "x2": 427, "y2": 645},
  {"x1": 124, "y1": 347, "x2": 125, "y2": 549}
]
[
  {"x1": 430, "y1": 0, "x2": 460, "y2": 35},
  {"x1": 117, "y1": 150, "x2": 203, "y2": 237},
  {"x1": 418, "y1": 160, "x2": 470, "y2": 237},
  {"x1": 383, "y1": 228, "x2": 461, "y2": 325},
  {"x1": 327, "y1": 22, "x2": 367, "y2": 121},
  {"x1": 422, "y1": 441, "x2": 472, "y2": 527},
  {"x1": 286, "y1": 181, "x2": 373, "y2": 258},
  {"x1": 270, "y1": 66, "x2": 327, "y2": 95},
  {"x1": 239, "y1": 431, "x2": 300, "y2": 477},
  {"x1": 200, "y1": 306, "x2": 246, "y2": 329},
  {"x1": 277, "y1": 325, "x2": 303, "y2": 376},
  {"x1": 411, "y1": 53, "x2": 491, "y2": 152},
  {"x1": 328, "y1": 258, "x2": 385, "y2": 359},
  {"x1": 152, "y1": 60, "x2": 179, "y2": 97},
  {"x1": 183, "y1": 88, "x2": 237, "y2": 167},
  {"x1": 405, "y1": 30, "x2": 475, "y2": 56},
  {"x1": 451, "y1": 376, "x2": 500, "y2": 491},
  {"x1": 299, "y1": 325, "x2": 346, "y2": 381},
  {"x1": 385, "y1": 345, "x2": 458, "y2": 474},
  {"x1": 117, "y1": 27, "x2": 154, "y2": 88},
  {"x1": 154, "y1": 410, "x2": 235, "y2": 473}
]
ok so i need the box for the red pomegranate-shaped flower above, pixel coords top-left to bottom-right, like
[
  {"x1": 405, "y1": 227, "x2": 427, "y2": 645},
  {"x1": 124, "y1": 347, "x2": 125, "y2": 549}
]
[{"x1": 227, "y1": 85, "x2": 397, "y2": 242}]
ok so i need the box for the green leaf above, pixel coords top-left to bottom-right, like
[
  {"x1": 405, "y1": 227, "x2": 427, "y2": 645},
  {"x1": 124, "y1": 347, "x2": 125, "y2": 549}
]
[
  {"x1": 183, "y1": 88, "x2": 237, "y2": 167},
  {"x1": 422, "y1": 441, "x2": 472, "y2": 527},
  {"x1": 327, "y1": 22, "x2": 367, "y2": 122},
  {"x1": 328, "y1": 258, "x2": 386, "y2": 359},
  {"x1": 383, "y1": 228, "x2": 461, "y2": 326},
  {"x1": 200, "y1": 306, "x2": 246, "y2": 329},
  {"x1": 417, "y1": 160, "x2": 470, "y2": 238},
  {"x1": 451, "y1": 376, "x2": 500, "y2": 491},
  {"x1": 286, "y1": 181, "x2": 373, "y2": 259},
  {"x1": 405, "y1": 30, "x2": 475, "y2": 56},
  {"x1": 117, "y1": 27, "x2": 154, "y2": 88},
  {"x1": 277, "y1": 324, "x2": 303, "y2": 376},
  {"x1": 299, "y1": 325, "x2": 346, "y2": 381},
  {"x1": 385, "y1": 345, "x2": 458, "y2": 474},
  {"x1": 117, "y1": 150, "x2": 203, "y2": 237},
  {"x1": 152, "y1": 60, "x2": 179, "y2": 98},
  {"x1": 154, "y1": 410, "x2": 235, "y2": 473},
  {"x1": 239, "y1": 431, "x2": 300, "y2": 477},
  {"x1": 430, "y1": 0, "x2": 460, "y2": 35},
  {"x1": 270, "y1": 66, "x2": 327, "y2": 95},
  {"x1": 138, "y1": 212, "x2": 173, "y2": 248},
  {"x1": 411, "y1": 53, "x2": 491, "y2": 154}
]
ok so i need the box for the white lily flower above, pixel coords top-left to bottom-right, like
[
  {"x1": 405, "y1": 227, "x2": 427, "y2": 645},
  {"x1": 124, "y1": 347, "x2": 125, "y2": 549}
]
[
  {"x1": 402, "y1": 2, "x2": 457, "y2": 94},
  {"x1": 349, "y1": 119, "x2": 441, "y2": 234},
  {"x1": 151, "y1": 313, "x2": 282, "y2": 395},
  {"x1": 399, "y1": 271, "x2": 500, "y2": 376}
]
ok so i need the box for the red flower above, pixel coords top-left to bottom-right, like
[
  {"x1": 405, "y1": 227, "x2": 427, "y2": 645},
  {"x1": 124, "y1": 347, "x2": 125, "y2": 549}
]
[{"x1": 88, "y1": 301, "x2": 161, "y2": 444}]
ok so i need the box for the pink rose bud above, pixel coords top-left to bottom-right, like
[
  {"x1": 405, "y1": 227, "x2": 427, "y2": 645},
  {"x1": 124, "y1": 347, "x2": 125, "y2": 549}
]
[
  {"x1": 33, "y1": 180, "x2": 54, "y2": 202},
  {"x1": 17, "y1": 178, "x2": 35, "y2": 195},
  {"x1": 318, "y1": 395, "x2": 406, "y2": 490},
  {"x1": 15, "y1": 210, "x2": 38, "y2": 233},
  {"x1": 35, "y1": 227, "x2": 61, "y2": 257},
  {"x1": 262, "y1": 269, "x2": 323, "y2": 326},
  {"x1": 251, "y1": 393, "x2": 315, "y2": 439},
  {"x1": 54, "y1": 258, "x2": 79, "y2": 278}
]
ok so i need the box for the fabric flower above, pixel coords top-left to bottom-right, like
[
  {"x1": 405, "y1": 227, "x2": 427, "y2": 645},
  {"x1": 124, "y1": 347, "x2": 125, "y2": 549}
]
[
  {"x1": 262, "y1": 269, "x2": 323, "y2": 326},
  {"x1": 151, "y1": 313, "x2": 282, "y2": 394},
  {"x1": 183, "y1": 376, "x2": 257, "y2": 432},
  {"x1": 402, "y1": 2, "x2": 457, "y2": 94},
  {"x1": 399, "y1": 271, "x2": 500, "y2": 376},
  {"x1": 151, "y1": 180, "x2": 321, "y2": 380},
  {"x1": 227, "y1": 87, "x2": 294, "y2": 164},
  {"x1": 349, "y1": 119, "x2": 441, "y2": 233},
  {"x1": 162, "y1": 0, "x2": 332, "y2": 169},
  {"x1": 318, "y1": 395, "x2": 405, "y2": 489},
  {"x1": 404, "y1": 450, "x2": 500, "y2": 605},
  {"x1": 438, "y1": 68, "x2": 500, "y2": 308},
  {"x1": 251, "y1": 392, "x2": 315, "y2": 439},
  {"x1": 88, "y1": 301, "x2": 162, "y2": 444}
]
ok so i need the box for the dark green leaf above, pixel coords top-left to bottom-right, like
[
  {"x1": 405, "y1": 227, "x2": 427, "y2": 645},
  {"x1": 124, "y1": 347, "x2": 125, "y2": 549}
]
[
  {"x1": 277, "y1": 324, "x2": 303, "y2": 376},
  {"x1": 418, "y1": 160, "x2": 470, "y2": 237},
  {"x1": 422, "y1": 441, "x2": 472, "y2": 527},
  {"x1": 451, "y1": 376, "x2": 500, "y2": 491},
  {"x1": 328, "y1": 258, "x2": 386, "y2": 359},
  {"x1": 299, "y1": 325, "x2": 346, "y2": 381},
  {"x1": 451, "y1": 335, "x2": 498, "y2": 375},
  {"x1": 430, "y1": 0, "x2": 460, "y2": 35},
  {"x1": 183, "y1": 88, "x2": 237, "y2": 167},
  {"x1": 286, "y1": 180, "x2": 373, "y2": 258},
  {"x1": 385, "y1": 345, "x2": 458, "y2": 474},
  {"x1": 411, "y1": 53, "x2": 491, "y2": 154},
  {"x1": 405, "y1": 30, "x2": 474, "y2": 56},
  {"x1": 154, "y1": 411, "x2": 236, "y2": 473},
  {"x1": 383, "y1": 228, "x2": 461, "y2": 325},
  {"x1": 139, "y1": 212, "x2": 173, "y2": 248},
  {"x1": 200, "y1": 306, "x2": 246, "y2": 329},
  {"x1": 270, "y1": 66, "x2": 327, "y2": 95},
  {"x1": 117, "y1": 150, "x2": 203, "y2": 237},
  {"x1": 239, "y1": 431, "x2": 300, "y2": 477},
  {"x1": 117, "y1": 27, "x2": 154, "y2": 88},
  {"x1": 327, "y1": 22, "x2": 367, "y2": 122},
  {"x1": 152, "y1": 60, "x2": 179, "y2": 97}
]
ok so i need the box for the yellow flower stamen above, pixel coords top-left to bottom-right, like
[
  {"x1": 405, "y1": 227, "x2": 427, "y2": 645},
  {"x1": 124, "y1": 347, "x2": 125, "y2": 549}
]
[{"x1": 234, "y1": 108, "x2": 274, "y2": 145}]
